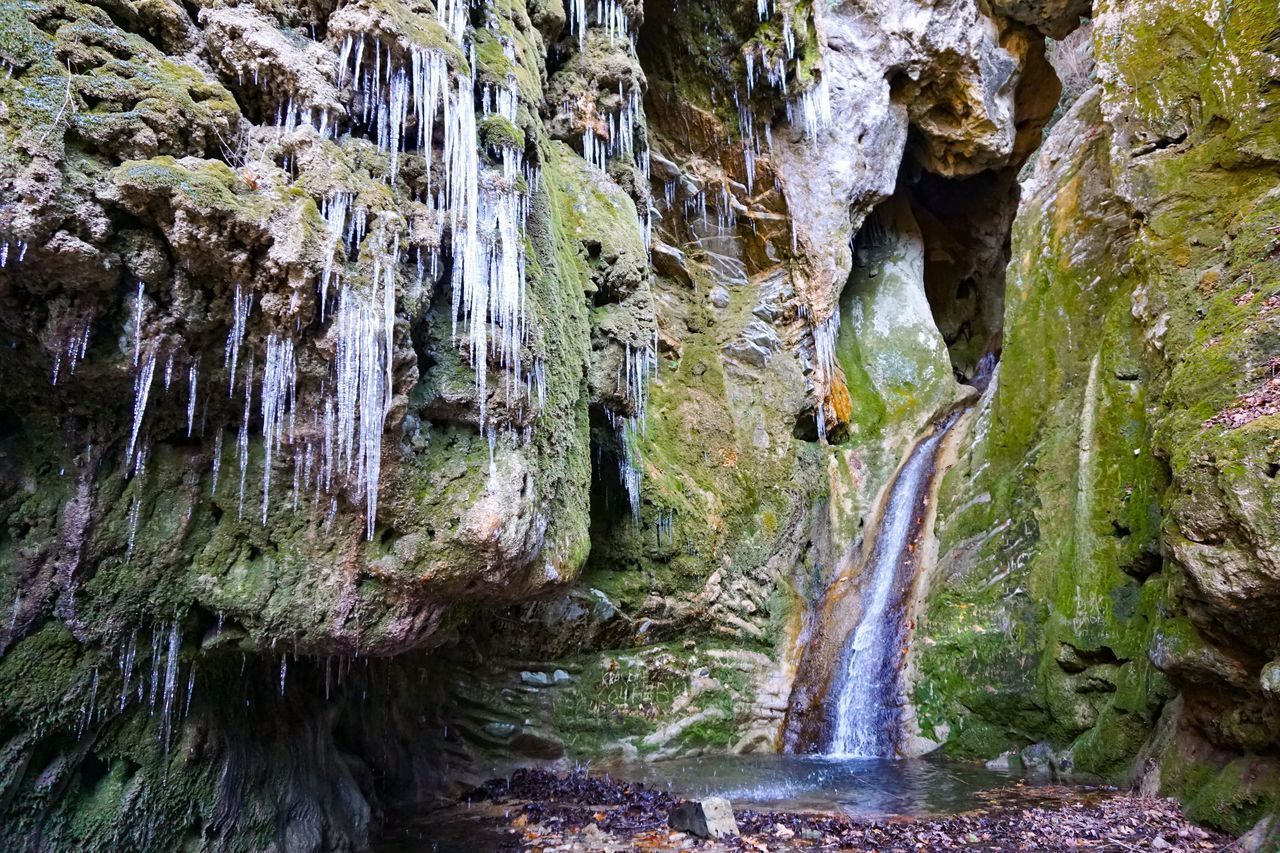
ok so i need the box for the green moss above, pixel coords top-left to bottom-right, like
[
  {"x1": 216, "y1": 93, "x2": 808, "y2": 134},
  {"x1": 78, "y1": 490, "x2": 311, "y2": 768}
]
[
  {"x1": 361, "y1": 0, "x2": 469, "y2": 70},
  {"x1": 917, "y1": 5, "x2": 1280, "y2": 829},
  {"x1": 545, "y1": 641, "x2": 767, "y2": 760},
  {"x1": 479, "y1": 113, "x2": 526, "y2": 151},
  {"x1": 1184, "y1": 760, "x2": 1280, "y2": 837},
  {"x1": 473, "y1": 26, "x2": 517, "y2": 86},
  {"x1": 914, "y1": 89, "x2": 1173, "y2": 776}
]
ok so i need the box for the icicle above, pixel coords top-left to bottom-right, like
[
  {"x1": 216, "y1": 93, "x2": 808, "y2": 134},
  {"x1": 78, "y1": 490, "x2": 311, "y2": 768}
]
[
  {"x1": 225, "y1": 284, "x2": 252, "y2": 396},
  {"x1": 211, "y1": 429, "x2": 224, "y2": 494},
  {"x1": 187, "y1": 358, "x2": 199, "y2": 437},
  {"x1": 320, "y1": 192, "x2": 352, "y2": 320},
  {"x1": 237, "y1": 353, "x2": 253, "y2": 519},
  {"x1": 132, "y1": 281, "x2": 145, "y2": 367},
  {"x1": 127, "y1": 349, "x2": 157, "y2": 471},
  {"x1": 793, "y1": 77, "x2": 833, "y2": 142},
  {"x1": 118, "y1": 630, "x2": 139, "y2": 711},
  {"x1": 126, "y1": 494, "x2": 142, "y2": 557},
  {"x1": 486, "y1": 429, "x2": 498, "y2": 490},
  {"x1": 184, "y1": 665, "x2": 196, "y2": 719},
  {"x1": 159, "y1": 622, "x2": 181, "y2": 749},
  {"x1": 260, "y1": 335, "x2": 296, "y2": 524}
]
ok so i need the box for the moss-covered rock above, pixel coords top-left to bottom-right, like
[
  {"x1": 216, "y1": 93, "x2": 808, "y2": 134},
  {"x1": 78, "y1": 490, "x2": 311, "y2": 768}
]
[{"x1": 912, "y1": 0, "x2": 1280, "y2": 836}]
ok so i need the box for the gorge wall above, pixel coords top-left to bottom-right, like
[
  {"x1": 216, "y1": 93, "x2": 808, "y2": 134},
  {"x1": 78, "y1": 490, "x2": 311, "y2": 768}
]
[
  {"x1": 911, "y1": 0, "x2": 1280, "y2": 837},
  {"x1": 0, "y1": 0, "x2": 1277, "y2": 848}
]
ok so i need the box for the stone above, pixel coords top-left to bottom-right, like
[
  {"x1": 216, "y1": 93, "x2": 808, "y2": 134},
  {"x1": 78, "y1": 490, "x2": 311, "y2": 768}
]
[
  {"x1": 553, "y1": 669, "x2": 573, "y2": 685},
  {"x1": 651, "y1": 241, "x2": 692, "y2": 288},
  {"x1": 722, "y1": 320, "x2": 783, "y2": 368},
  {"x1": 521, "y1": 671, "x2": 552, "y2": 686},
  {"x1": 1020, "y1": 742, "x2": 1056, "y2": 775},
  {"x1": 1238, "y1": 816, "x2": 1277, "y2": 853},
  {"x1": 1261, "y1": 661, "x2": 1280, "y2": 701},
  {"x1": 667, "y1": 798, "x2": 739, "y2": 839},
  {"x1": 483, "y1": 722, "x2": 518, "y2": 740},
  {"x1": 579, "y1": 823, "x2": 610, "y2": 850}
]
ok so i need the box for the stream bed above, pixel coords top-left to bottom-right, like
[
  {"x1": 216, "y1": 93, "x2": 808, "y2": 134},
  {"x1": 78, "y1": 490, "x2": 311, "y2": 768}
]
[{"x1": 373, "y1": 755, "x2": 1205, "y2": 852}]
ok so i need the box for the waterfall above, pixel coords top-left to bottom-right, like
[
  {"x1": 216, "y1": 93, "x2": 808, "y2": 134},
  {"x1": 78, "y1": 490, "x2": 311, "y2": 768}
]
[{"x1": 827, "y1": 413, "x2": 960, "y2": 757}]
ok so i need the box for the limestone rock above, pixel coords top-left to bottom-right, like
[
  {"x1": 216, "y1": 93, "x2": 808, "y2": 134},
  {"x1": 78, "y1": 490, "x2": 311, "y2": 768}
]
[{"x1": 668, "y1": 797, "x2": 739, "y2": 839}]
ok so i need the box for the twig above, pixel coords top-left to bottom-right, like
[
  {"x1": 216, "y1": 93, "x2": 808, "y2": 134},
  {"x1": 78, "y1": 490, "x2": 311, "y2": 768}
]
[{"x1": 35, "y1": 60, "x2": 75, "y2": 148}]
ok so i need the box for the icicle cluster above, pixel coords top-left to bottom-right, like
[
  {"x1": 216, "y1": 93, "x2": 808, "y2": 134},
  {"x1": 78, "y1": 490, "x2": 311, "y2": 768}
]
[
  {"x1": 336, "y1": 36, "x2": 461, "y2": 185},
  {"x1": 456, "y1": 77, "x2": 535, "y2": 429},
  {"x1": 568, "y1": 85, "x2": 645, "y2": 175},
  {"x1": 0, "y1": 238, "x2": 27, "y2": 268},
  {"x1": 736, "y1": 8, "x2": 833, "y2": 177},
  {"x1": 787, "y1": 76, "x2": 833, "y2": 142},
  {"x1": 655, "y1": 508, "x2": 675, "y2": 546},
  {"x1": 50, "y1": 320, "x2": 92, "y2": 385},
  {"x1": 104, "y1": 4, "x2": 646, "y2": 546},
  {"x1": 225, "y1": 234, "x2": 398, "y2": 537},
  {"x1": 80, "y1": 623, "x2": 194, "y2": 752},
  {"x1": 732, "y1": 92, "x2": 763, "y2": 194},
  {"x1": 664, "y1": 181, "x2": 740, "y2": 238},
  {"x1": 332, "y1": 248, "x2": 397, "y2": 537},
  {"x1": 812, "y1": 312, "x2": 840, "y2": 442},
  {"x1": 332, "y1": 28, "x2": 543, "y2": 430},
  {"x1": 117, "y1": 261, "x2": 397, "y2": 538},
  {"x1": 608, "y1": 335, "x2": 659, "y2": 521},
  {"x1": 567, "y1": 0, "x2": 634, "y2": 50}
]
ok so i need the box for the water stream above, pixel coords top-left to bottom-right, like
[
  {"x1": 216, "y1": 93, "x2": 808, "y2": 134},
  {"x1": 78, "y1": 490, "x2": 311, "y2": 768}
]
[{"x1": 826, "y1": 413, "x2": 960, "y2": 757}]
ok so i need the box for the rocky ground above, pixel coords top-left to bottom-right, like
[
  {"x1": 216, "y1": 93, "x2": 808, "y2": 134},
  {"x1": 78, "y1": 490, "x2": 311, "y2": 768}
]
[{"x1": 380, "y1": 769, "x2": 1233, "y2": 852}]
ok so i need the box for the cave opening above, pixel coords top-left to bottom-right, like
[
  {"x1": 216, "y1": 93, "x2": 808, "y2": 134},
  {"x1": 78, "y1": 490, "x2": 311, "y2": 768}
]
[
  {"x1": 908, "y1": 159, "x2": 1017, "y2": 389},
  {"x1": 584, "y1": 404, "x2": 637, "y2": 553},
  {"x1": 847, "y1": 151, "x2": 1019, "y2": 393}
]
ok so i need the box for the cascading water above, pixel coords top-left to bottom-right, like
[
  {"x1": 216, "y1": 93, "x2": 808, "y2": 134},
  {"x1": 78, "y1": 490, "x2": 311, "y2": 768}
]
[{"x1": 826, "y1": 413, "x2": 960, "y2": 757}]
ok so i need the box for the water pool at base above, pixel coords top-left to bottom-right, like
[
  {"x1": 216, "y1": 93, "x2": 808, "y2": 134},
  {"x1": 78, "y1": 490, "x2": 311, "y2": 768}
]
[
  {"x1": 603, "y1": 753, "x2": 1080, "y2": 818},
  {"x1": 376, "y1": 755, "x2": 1107, "y2": 851}
]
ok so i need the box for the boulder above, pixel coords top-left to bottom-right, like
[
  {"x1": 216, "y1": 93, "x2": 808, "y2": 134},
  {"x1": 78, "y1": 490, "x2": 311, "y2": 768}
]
[{"x1": 668, "y1": 797, "x2": 739, "y2": 839}]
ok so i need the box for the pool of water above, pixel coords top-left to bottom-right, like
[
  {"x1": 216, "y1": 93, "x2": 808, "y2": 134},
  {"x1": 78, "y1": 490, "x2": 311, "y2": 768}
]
[
  {"x1": 604, "y1": 753, "x2": 1072, "y2": 818},
  {"x1": 376, "y1": 754, "x2": 1104, "y2": 850}
]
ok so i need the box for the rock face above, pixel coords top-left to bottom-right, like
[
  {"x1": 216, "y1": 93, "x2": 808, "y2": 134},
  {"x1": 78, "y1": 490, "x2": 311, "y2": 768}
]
[
  {"x1": 910, "y1": 0, "x2": 1280, "y2": 835},
  {"x1": 0, "y1": 0, "x2": 633, "y2": 845},
  {"x1": 0, "y1": 0, "x2": 1277, "y2": 848}
]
